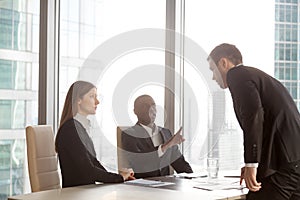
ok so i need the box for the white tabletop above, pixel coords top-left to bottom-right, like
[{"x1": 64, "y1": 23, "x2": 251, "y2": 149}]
[{"x1": 8, "y1": 176, "x2": 247, "y2": 200}]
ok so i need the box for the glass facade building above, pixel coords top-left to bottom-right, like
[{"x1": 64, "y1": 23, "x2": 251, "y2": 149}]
[
  {"x1": 0, "y1": 0, "x2": 39, "y2": 199},
  {"x1": 209, "y1": 91, "x2": 243, "y2": 171},
  {"x1": 275, "y1": 0, "x2": 300, "y2": 109}
]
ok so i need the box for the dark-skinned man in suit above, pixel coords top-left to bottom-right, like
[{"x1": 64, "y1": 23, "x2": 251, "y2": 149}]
[{"x1": 120, "y1": 94, "x2": 193, "y2": 178}]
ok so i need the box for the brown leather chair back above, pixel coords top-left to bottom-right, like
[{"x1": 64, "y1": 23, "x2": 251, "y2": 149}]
[
  {"x1": 26, "y1": 125, "x2": 60, "y2": 192},
  {"x1": 116, "y1": 126, "x2": 130, "y2": 172}
]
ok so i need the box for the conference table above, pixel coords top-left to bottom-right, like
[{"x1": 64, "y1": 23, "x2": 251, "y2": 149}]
[{"x1": 8, "y1": 175, "x2": 247, "y2": 200}]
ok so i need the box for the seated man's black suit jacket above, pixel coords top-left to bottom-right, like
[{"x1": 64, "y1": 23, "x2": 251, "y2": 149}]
[{"x1": 120, "y1": 123, "x2": 193, "y2": 178}]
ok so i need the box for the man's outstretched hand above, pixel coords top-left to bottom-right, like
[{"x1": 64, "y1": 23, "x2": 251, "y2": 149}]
[{"x1": 162, "y1": 127, "x2": 185, "y2": 152}]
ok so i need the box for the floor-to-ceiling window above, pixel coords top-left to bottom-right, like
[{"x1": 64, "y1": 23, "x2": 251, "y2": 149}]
[
  {"x1": 58, "y1": 0, "x2": 166, "y2": 172},
  {"x1": 0, "y1": 0, "x2": 39, "y2": 199},
  {"x1": 181, "y1": 0, "x2": 275, "y2": 172}
]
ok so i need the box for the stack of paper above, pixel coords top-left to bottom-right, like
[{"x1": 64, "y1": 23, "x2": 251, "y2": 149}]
[
  {"x1": 193, "y1": 178, "x2": 246, "y2": 191},
  {"x1": 173, "y1": 172, "x2": 207, "y2": 179},
  {"x1": 125, "y1": 179, "x2": 175, "y2": 187}
]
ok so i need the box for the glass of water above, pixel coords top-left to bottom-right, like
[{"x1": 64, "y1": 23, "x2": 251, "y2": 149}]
[{"x1": 207, "y1": 158, "x2": 219, "y2": 179}]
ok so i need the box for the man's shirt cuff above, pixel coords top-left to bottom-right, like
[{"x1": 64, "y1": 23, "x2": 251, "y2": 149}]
[
  {"x1": 157, "y1": 145, "x2": 165, "y2": 157},
  {"x1": 245, "y1": 163, "x2": 259, "y2": 168}
]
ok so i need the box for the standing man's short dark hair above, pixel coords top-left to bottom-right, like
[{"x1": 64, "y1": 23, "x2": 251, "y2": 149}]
[
  {"x1": 208, "y1": 43, "x2": 243, "y2": 66},
  {"x1": 208, "y1": 43, "x2": 300, "y2": 200}
]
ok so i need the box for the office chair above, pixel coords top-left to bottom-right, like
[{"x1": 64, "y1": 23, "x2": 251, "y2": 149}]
[
  {"x1": 116, "y1": 126, "x2": 130, "y2": 172},
  {"x1": 26, "y1": 125, "x2": 61, "y2": 192}
]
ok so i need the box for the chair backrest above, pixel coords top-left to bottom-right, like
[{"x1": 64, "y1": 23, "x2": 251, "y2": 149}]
[
  {"x1": 116, "y1": 126, "x2": 130, "y2": 172},
  {"x1": 26, "y1": 125, "x2": 61, "y2": 192}
]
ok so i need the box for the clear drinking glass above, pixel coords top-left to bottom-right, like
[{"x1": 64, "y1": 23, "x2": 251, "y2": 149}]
[{"x1": 207, "y1": 158, "x2": 219, "y2": 178}]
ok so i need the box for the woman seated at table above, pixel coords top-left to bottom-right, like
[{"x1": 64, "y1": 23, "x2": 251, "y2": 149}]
[{"x1": 55, "y1": 80, "x2": 135, "y2": 187}]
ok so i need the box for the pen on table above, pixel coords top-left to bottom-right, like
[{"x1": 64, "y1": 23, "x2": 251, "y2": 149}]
[
  {"x1": 182, "y1": 176, "x2": 193, "y2": 179},
  {"x1": 193, "y1": 186, "x2": 213, "y2": 191},
  {"x1": 224, "y1": 176, "x2": 240, "y2": 178},
  {"x1": 174, "y1": 174, "x2": 208, "y2": 179}
]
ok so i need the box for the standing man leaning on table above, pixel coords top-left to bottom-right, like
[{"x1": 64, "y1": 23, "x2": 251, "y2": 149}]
[{"x1": 207, "y1": 43, "x2": 300, "y2": 200}]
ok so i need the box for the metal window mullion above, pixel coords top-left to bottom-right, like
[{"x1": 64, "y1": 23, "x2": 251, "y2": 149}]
[
  {"x1": 179, "y1": 0, "x2": 185, "y2": 152},
  {"x1": 165, "y1": 0, "x2": 176, "y2": 134},
  {"x1": 39, "y1": 0, "x2": 59, "y2": 129},
  {"x1": 38, "y1": 0, "x2": 48, "y2": 125}
]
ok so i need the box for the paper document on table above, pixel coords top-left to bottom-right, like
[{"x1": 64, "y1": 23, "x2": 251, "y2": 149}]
[
  {"x1": 193, "y1": 178, "x2": 246, "y2": 191},
  {"x1": 174, "y1": 172, "x2": 207, "y2": 179},
  {"x1": 125, "y1": 179, "x2": 175, "y2": 187}
]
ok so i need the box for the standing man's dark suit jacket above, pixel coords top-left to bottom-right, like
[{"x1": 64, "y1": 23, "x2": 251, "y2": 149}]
[
  {"x1": 56, "y1": 119, "x2": 123, "y2": 187},
  {"x1": 227, "y1": 65, "x2": 300, "y2": 178},
  {"x1": 120, "y1": 123, "x2": 193, "y2": 178}
]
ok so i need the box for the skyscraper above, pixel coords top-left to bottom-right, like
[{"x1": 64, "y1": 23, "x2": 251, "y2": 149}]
[
  {"x1": 209, "y1": 91, "x2": 243, "y2": 171},
  {"x1": 0, "y1": 0, "x2": 39, "y2": 199},
  {"x1": 275, "y1": 0, "x2": 300, "y2": 109}
]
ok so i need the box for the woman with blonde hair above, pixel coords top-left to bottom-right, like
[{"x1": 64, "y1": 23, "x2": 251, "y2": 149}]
[{"x1": 55, "y1": 80, "x2": 134, "y2": 188}]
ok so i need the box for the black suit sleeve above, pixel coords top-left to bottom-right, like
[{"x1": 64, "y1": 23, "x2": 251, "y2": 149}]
[
  {"x1": 162, "y1": 129, "x2": 193, "y2": 173},
  {"x1": 120, "y1": 128, "x2": 163, "y2": 178},
  {"x1": 170, "y1": 148, "x2": 193, "y2": 173},
  {"x1": 227, "y1": 69, "x2": 264, "y2": 163},
  {"x1": 57, "y1": 121, "x2": 123, "y2": 184}
]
